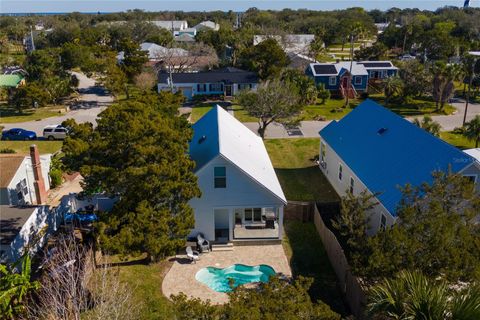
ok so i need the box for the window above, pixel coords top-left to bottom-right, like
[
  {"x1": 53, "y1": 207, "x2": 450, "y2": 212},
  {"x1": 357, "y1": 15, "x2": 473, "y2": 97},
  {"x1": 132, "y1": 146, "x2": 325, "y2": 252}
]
[
  {"x1": 54, "y1": 128, "x2": 67, "y2": 133},
  {"x1": 338, "y1": 164, "x2": 343, "y2": 180},
  {"x1": 244, "y1": 208, "x2": 262, "y2": 223},
  {"x1": 197, "y1": 84, "x2": 206, "y2": 92},
  {"x1": 238, "y1": 83, "x2": 252, "y2": 90},
  {"x1": 380, "y1": 214, "x2": 387, "y2": 231},
  {"x1": 329, "y1": 76, "x2": 336, "y2": 86},
  {"x1": 354, "y1": 76, "x2": 362, "y2": 85},
  {"x1": 350, "y1": 177, "x2": 354, "y2": 194},
  {"x1": 320, "y1": 142, "x2": 326, "y2": 162},
  {"x1": 463, "y1": 175, "x2": 477, "y2": 184},
  {"x1": 214, "y1": 166, "x2": 226, "y2": 188},
  {"x1": 209, "y1": 83, "x2": 223, "y2": 92}
]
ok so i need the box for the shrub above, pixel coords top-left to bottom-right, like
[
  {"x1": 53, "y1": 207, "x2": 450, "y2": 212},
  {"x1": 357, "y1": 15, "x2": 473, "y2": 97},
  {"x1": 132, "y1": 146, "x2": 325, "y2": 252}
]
[
  {"x1": 0, "y1": 148, "x2": 16, "y2": 154},
  {"x1": 49, "y1": 168, "x2": 63, "y2": 188}
]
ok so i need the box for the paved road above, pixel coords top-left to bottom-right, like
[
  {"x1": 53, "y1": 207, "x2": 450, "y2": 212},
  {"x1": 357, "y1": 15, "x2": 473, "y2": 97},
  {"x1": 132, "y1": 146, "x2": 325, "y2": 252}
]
[
  {"x1": 1, "y1": 72, "x2": 112, "y2": 135},
  {"x1": 408, "y1": 99, "x2": 480, "y2": 131}
]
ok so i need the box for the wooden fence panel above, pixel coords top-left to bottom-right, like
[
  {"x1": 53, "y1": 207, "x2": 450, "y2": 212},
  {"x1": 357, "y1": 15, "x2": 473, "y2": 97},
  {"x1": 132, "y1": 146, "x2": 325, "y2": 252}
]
[{"x1": 313, "y1": 205, "x2": 366, "y2": 319}]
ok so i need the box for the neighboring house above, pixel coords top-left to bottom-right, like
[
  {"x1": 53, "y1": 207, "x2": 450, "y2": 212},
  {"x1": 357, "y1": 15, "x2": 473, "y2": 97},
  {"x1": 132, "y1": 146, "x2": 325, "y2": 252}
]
[
  {"x1": 0, "y1": 145, "x2": 55, "y2": 263},
  {"x1": 150, "y1": 20, "x2": 189, "y2": 35},
  {"x1": 193, "y1": 20, "x2": 220, "y2": 32},
  {"x1": 318, "y1": 100, "x2": 479, "y2": 234},
  {"x1": 306, "y1": 61, "x2": 397, "y2": 97},
  {"x1": 117, "y1": 42, "x2": 189, "y2": 62},
  {"x1": 177, "y1": 28, "x2": 198, "y2": 37},
  {"x1": 253, "y1": 34, "x2": 317, "y2": 55},
  {"x1": 152, "y1": 55, "x2": 218, "y2": 73},
  {"x1": 157, "y1": 67, "x2": 258, "y2": 100},
  {"x1": 2, "y1": 66, "x2": 28, "y2": 76},
  {"x1": 188, "y1": 106, "x2": 287, "y2": 242},
  {"x1": 0, "y1": 74, "x2": 25, "y2": 88},
  {"x1": 287, "y1": 52, "x2": 318, "y2": 71},
  {"x1": 465, "y1": 148, "x2": 480, "y2": 165},
  {"x1": 0, "y1": 145, "x2": 51, "y2": 206},
  {"x1": 174, "y1": 33, "x2": 196, "y2": 43}
]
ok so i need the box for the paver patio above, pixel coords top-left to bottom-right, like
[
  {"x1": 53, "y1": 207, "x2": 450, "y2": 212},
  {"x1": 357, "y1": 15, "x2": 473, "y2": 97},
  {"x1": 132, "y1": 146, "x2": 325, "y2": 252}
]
[{"x1": 162, "y1": 244, "x2": 292, "y2": 304}]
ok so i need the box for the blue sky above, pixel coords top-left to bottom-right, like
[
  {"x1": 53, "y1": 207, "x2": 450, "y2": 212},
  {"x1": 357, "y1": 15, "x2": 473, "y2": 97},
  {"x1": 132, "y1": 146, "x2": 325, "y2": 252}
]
[{"x1": 0, "y1": 0, "x2": 478, "y2": 13}]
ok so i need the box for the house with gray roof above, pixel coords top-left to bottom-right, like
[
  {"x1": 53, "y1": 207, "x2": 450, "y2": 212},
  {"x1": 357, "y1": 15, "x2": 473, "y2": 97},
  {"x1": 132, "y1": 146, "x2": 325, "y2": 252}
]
[{"x1": 157, "y1": 67, "x2": 258, "y2": 100}]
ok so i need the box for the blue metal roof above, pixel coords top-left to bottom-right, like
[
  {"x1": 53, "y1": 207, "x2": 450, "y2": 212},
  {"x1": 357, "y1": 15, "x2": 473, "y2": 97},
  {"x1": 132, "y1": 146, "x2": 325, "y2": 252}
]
[
  {"x1": 190, "y1": 106, "x2": 220, "y2": 171},
  {"x1": 319, "y1": 99, "x2": 475, "y2": 216}
]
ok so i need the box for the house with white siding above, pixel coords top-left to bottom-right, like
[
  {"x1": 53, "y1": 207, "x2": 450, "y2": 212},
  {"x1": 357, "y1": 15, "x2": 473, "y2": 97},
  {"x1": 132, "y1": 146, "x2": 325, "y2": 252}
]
[
  {"x1": 188, "y1": 105, "x2": 287, "y2": 242},
  {"x1": 318, "y1": 100, "x2": 480, "y2": 234}
]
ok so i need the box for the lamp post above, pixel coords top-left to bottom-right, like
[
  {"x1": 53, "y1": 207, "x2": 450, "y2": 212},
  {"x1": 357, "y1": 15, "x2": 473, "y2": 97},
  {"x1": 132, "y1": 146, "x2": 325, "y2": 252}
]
[{"x1": 463, "y1": 51, "x2": 480, "y2": 126}]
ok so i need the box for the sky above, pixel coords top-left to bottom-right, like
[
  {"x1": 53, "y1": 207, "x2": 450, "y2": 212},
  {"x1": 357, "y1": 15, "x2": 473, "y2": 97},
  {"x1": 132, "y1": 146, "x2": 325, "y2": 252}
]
[{"x1": 0, "y1": 0, "x2": 478, "y2": 14}]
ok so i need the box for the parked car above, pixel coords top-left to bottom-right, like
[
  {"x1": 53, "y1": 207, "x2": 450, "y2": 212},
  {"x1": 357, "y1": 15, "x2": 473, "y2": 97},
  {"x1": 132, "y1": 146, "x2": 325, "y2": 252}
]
[
  {"x1": 399, "y1": 54, "x2": 416, "y2": 61},
  {"x1": 1, "y1": 128, "x2": 37, "y2": 141},
  {"x1": 43, "y1": 125, "x2": 69, "y2": 140}
]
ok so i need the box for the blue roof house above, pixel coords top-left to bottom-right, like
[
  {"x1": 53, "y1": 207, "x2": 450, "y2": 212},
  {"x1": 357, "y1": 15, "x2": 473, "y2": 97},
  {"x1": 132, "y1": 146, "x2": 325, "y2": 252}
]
[
  {"x1": 318, "y1": 100, "x2": 479, "y2": 234},
  {"x1": 306, "y1": 61, "x2": 397, "y2": 99}
]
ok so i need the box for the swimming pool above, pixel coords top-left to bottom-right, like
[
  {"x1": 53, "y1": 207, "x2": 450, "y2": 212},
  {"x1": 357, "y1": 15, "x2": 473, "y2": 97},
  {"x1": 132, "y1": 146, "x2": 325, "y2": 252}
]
[{"x1": 195, "y1": 264, "x2": 276, "y2": 292}]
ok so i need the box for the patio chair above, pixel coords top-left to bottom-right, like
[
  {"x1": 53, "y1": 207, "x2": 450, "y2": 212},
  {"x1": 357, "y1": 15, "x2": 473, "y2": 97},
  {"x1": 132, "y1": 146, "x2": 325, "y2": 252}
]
[
  {"x1": 186, "y1": 246, "x2": 200, "y2": 263},
  {"x1": 196, "y1": 233, "x2": 211, "y2": 253}
]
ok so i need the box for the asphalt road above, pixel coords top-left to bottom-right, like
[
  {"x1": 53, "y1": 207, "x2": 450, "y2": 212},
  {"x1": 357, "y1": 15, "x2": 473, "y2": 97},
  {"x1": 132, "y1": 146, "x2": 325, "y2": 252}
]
[{"x1": 1, "y1": 72, "x2": 113, "y2": 136}]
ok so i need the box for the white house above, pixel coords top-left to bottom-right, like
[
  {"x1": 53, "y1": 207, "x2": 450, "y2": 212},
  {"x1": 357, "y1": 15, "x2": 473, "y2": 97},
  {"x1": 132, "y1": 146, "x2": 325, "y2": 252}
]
[
  {"x1": 253, "y1": 34, "x2": 317, "y2": 55},
  {"x1": 150, "y1": 20, "x2": 189, "y2": 35},
  {"x1": 0, "y1": 146, "x2": 51, "y2": 206},
  {"x1": 0, "y1": 145, "x2": 56, "y2": 263},
  {"x1": 193, "y1": 20, "x2": 220, "y2": 32},
  {"x1": 318, "y1": 100, "x2": 480, "y2": 234},
  {"x1": 188, "y1": 106, "x2": 287, "y2": 242}
]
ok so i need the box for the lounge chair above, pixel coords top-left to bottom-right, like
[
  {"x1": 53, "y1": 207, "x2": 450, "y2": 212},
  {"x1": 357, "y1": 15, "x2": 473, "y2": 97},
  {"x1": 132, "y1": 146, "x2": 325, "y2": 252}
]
[
  {"x1": 186, "y1": 246, "x2": 200, "y2": 263},
  {"x1": 197, "y1": 233, "x2": 211, "y2": 253}
]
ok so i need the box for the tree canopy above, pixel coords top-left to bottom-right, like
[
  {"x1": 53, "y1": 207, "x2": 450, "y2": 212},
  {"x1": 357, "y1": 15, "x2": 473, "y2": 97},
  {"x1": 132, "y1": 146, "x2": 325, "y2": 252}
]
[{"x1": 62, "y1": 93, "x2": 201, "y2": 261}]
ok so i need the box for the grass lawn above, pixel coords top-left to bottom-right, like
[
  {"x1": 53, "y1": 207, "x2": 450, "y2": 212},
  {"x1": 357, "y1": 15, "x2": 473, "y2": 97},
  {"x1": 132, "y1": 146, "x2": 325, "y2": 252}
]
[
  {"x1": 0, "y1": 141, "x2": 63, "y2": 154},
  {"x1": 440, "y1": 131, "x2": 476, "y2": 150},
  {"x1": 190, "y1": 105, "x2": 213, "y2": 122},
  {"x1": 231, "y1": 104, "x2": 258, "y2": 122},
  {"x1": 283, "y1": 220, "x2": 348, "y2": 316},
  {"x1": 301, "y1": 98, "x2": 359, "y2": 121},
  {"x1": 0, "y1": 104, "x2": 65, "y2": 123},
  {"x1": 115, "y1": 258, "x2": 175, "y2": 319},
  {"x1": 368, "y1": 94, "x2": 456, "y2": 116},
  {"x1": 265, "y1": 138, "x2": 340, "y2": 202}
]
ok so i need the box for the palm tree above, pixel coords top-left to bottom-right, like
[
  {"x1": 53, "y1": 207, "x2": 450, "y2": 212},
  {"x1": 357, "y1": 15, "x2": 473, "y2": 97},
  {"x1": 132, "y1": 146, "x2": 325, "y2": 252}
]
[
  {"x1": 413, "y1": 115, "x2": 442, "y2": 137},
  {"x1": 464, "y1": 115, "x2": 480, "y2": 147},
  {"x1": 432, "y1": 62, "x2": 463, "y2": 111},
  {"x1": 367, "y1": 270, "x2": 480, "y2": 320},
  {"x1": 383, "y1": 76, "x2": 404, "y2": 106}
]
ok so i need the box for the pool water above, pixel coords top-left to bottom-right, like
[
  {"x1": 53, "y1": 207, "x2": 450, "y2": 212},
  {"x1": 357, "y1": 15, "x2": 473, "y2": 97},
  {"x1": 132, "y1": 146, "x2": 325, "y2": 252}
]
[{"x1": 195, "y1": 264, "x2": 276, "y2": 292}]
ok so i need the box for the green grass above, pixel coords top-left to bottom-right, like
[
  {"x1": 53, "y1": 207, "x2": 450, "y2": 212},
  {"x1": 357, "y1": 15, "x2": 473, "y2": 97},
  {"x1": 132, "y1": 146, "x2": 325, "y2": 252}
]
[
  {"x1": 0, "y1": 105, "x2": 64, "y2": 123},
  {"x1": 265, "y1": 138, "x2": 340, "y2": 202},
  {"x1": 283, "y1": 220, "x2": 348, "y2": 316},
  {"x1": 190, "y1": 105, "x2": 213, "y2": 122},
  {"x1": 231, "y1": 105, "x2": 258, "y2": 122},
  {"x1": 368, "y1": 94, "x2": 456, "y2": 116},
  {"x1": 0, "y1": 141, "x2": 63, "y2": 154},
  {"x1": 301, "y1": 99, "x2": 359, "y2": 121},
  {"x1": 440, "y1": 131, "x2": 476, "y2": 150}
]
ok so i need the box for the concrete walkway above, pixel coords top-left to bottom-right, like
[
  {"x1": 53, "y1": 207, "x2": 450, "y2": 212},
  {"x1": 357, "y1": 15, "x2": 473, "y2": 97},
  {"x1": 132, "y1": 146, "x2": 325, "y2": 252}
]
[
  {"x1": 243, "y1": 121, "x2": 331, "y2": 139},
  {"x1": 1, "y1": 72, "x2": 113, "y2": 135}
]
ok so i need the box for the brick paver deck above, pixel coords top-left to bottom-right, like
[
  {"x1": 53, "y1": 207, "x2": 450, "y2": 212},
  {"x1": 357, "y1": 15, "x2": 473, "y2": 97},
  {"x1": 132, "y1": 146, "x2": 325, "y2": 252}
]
[{"x1": 162, "y1": 244, "x2": 292, "y2": 304}]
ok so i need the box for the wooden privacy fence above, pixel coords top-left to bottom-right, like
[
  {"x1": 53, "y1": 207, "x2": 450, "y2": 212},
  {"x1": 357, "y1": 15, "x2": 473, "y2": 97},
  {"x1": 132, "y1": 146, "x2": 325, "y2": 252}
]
[
  {"x1": 284, "y1": 201, "x2": 314, "y2": 222},
  {"x1": 313, "y1": 205, "x2": 367, "y2": 319}
]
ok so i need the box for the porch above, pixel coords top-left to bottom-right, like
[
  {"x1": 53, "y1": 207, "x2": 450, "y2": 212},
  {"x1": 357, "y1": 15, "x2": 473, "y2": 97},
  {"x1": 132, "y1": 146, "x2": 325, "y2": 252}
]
[{"x1": 213, "y1": 206, "x2": 284, "y2": 242}]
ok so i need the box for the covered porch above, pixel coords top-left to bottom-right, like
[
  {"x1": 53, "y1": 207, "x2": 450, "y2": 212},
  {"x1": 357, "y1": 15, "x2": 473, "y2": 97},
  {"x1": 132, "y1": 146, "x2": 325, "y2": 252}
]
[{"x1": 213, "y1": 206, "x2": 284, "y2": 243}]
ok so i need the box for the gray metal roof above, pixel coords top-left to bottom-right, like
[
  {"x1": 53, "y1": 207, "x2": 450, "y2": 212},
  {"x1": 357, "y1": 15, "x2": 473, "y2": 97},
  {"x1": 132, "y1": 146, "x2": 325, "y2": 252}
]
[
  {"x1": 158, "y1": 67, "x2": 258, "y2": 84},
  {"x1": 0, "y1": 205, "x2": 37, "y2": 245}
]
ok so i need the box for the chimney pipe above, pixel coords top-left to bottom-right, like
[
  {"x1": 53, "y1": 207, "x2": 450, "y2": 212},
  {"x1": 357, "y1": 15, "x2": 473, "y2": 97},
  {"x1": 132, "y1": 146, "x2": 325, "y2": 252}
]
[{"x1": 30, "y1": 144, "x2": 47, "y2": 204}]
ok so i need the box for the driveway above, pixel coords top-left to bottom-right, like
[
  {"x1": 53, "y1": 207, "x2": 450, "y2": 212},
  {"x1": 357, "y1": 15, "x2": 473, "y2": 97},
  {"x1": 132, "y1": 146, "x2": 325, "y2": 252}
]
[
  {"x1": 1, "y1": 72, "x2": 113, "y2": 135},
  {"x1": 243, "y1": 121, "x2": 331, "y2": 139},
  {"x1": 408, "y1": 98, "x2": 480, "y2": 131}
]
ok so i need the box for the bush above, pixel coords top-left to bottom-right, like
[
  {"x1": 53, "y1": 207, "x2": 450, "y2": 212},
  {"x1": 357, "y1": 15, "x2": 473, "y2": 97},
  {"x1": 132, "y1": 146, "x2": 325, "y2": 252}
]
[
  {"x1": 0, "y1": 148, "x2": 16, "y2": 154},
  {"x1": 49, "y1": 168, "x2": 63, "y2": 188},
  {"x1": 360, "y1": 92, "x2": 370, "y2": 99}
]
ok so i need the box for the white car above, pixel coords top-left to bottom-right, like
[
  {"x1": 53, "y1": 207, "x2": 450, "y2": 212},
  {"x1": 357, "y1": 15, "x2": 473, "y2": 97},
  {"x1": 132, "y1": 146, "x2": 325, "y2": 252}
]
[{"x1": 43, "y1": 125, "x2": 69, "y2": 140}]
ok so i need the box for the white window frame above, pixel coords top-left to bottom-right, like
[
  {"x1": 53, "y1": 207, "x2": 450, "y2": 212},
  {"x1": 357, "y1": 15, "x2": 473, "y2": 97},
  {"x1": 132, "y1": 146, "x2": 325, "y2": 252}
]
[
  {"x1": 338, "y1": 163, "x2": 343, "y2": 181},
  {"x1": 320, "y1": 142, "x2": 326, "y2": 162},
  {"x1": 463, "y1": 174, "x2": 478, "y2": 184},
  {"x1": 329, "y1": 76, "x2": 336, "y2": 86},
  {"x1": 380, "y1": 214, "x2": 387, "y2": 231},
  {"x1": 214, "y1": 166, "x2": 226, "y2": 188},
  {"x1": 354, "y1": 76, "x2": 362, "y2": 85},
  {"x1": 349, "y1": 177, "x2": 354, "y2": 194}
]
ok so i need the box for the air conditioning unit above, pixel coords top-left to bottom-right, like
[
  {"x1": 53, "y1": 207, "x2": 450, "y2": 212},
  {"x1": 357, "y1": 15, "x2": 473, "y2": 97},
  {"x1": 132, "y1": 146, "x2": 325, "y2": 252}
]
[{"x1": 320, "y1": 161, "x2": 327, "y2": 170}]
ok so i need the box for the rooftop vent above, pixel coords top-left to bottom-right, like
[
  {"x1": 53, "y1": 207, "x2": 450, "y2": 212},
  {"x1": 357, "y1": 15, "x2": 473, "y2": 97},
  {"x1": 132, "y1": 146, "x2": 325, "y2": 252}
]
[
  {"x1": 377, "y1": 127, "x2": 388, "y2": 135},
  {"x1": 198, "y1": 135, "x2": 207, "y2": 144}
]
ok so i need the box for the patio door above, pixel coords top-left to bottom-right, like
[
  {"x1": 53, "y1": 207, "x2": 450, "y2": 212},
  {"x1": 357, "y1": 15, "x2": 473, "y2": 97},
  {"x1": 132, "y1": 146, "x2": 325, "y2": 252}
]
[{"x1": 225, "y1": 85, "x2": 233, "y2": 97}]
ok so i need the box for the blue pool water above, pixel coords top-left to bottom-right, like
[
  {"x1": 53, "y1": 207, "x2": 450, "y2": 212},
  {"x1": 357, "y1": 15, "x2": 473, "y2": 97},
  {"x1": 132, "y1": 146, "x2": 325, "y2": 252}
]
[{"x1": 195, "y1": 264, "x2": 276, "y2": 292}]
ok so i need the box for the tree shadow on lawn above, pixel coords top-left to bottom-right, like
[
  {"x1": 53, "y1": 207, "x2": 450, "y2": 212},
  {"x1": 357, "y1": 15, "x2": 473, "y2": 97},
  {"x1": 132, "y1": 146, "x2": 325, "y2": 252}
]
[
  {"x1": 274, "y1": 167, "x2": 340, "y2": 203},
  {"x1": 284, "y1": 220, "x2": 350, "y2": 317}
]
